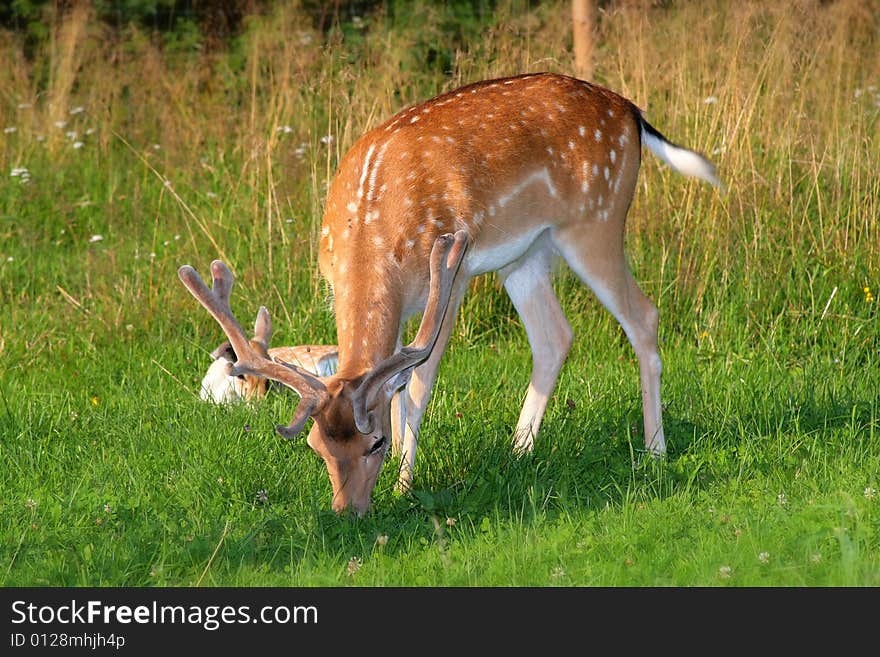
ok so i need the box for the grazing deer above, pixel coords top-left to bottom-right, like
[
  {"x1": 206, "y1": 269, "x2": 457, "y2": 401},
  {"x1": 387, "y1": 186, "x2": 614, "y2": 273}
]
[
  {"x1": 198, "y1": 307, "x2": 337, "y2": 403},
  {"x1": 180, "y1": 72, "x2": 720, "y2": 515}
]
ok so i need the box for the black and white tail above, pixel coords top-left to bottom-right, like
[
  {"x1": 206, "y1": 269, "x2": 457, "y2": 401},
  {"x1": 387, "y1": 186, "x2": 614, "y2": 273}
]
[{"x1": 639, "y1": 116, "x2": 723, "y2": 190}]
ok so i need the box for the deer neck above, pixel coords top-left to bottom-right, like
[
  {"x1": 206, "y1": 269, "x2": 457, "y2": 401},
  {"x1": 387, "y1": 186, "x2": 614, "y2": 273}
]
[{"x1": 332, "y1": 258, "x2": 403, "y2": 379}]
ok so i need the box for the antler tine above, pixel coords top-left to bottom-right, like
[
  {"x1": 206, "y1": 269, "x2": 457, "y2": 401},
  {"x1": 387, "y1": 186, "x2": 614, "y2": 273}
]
[
  {"x1": 179, "y1": 260, "x2": 329, "y2": 436},
  {"x1": 352, "y1": 230, "x2": 469, "y2": 433},
  {"x1": 179, "y1": 261, "x2": 254, "y2": 364}
]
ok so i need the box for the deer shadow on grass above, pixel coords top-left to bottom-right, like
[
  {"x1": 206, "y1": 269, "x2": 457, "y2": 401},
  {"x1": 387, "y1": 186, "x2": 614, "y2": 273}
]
[{"x1": 197, "y1": 380, "x2": 875, "y2": 579}]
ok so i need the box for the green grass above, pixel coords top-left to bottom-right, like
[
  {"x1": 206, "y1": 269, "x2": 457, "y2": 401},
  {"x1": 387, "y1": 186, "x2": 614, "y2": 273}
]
[{"x1": 0, "y1": 0, "x2": 878, "y2": 586}]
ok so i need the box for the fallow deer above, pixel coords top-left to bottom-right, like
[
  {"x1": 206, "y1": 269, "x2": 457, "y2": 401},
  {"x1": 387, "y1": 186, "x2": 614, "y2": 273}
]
[
  {"x1": 198, "y1": 308, "x2": 337, "y2": 404},
  {"x1": 180, "y1": 72, "x2": 720, "y2": 515}
]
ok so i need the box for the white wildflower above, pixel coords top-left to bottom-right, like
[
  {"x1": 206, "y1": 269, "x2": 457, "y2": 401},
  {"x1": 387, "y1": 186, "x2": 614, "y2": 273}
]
[
  {"x1": 866, "y1": 487, "x2": 877, "y2": 500},
  {"x1": 72, "y1": 141, "x2": 84, "y2": 149},
  {"x1": 320, "y1": 134, "x2": 334, "y2": 145},
  {"x1": 54, "y1": 121, "x2": 67, "y2": 129},
  {"x1": 758, "y1": 551, "x2": 770, "y2": 564},
  {"x1": 69, "y1": 106, "x2": 85, "y2": 115},
  {"x1": 89, "y1": 234, "x2": 104, "y2": 243},
  {"x1": 703, "y1": 95, "x2": 719, "y2": 104},
  {"x1": 4, "y1": 126, "x2": 17, "y2": 134}
]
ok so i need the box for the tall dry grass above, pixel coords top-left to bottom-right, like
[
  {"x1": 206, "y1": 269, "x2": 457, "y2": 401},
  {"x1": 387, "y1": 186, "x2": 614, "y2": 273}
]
[{"x1": 0, "y1": 0, "x2": 876, "y2": 356}]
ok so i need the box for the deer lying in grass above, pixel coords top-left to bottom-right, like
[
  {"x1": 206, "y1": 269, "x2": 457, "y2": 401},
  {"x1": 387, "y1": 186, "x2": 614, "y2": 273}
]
[
  {"x1": 180, "y1": 72, "x2": 720, "y2": 515},
  {"x1": 198, "y1": 302, "x2": 337, "y2": 403},
  {"x1": 199, "y1": 334, "x2": 337, "y2": 404}
]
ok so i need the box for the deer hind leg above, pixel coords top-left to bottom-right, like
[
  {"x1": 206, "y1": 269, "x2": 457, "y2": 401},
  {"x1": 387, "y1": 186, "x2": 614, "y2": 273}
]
[
  {"x1": 395, "y1": 281, "x2": 467, "y2": 493},
  {"x1": 552, "y1": 225, "x2": 666, "y2": 456},
  {"x1": 501, "y1": 247, "x2": 573, "y2": 455}
]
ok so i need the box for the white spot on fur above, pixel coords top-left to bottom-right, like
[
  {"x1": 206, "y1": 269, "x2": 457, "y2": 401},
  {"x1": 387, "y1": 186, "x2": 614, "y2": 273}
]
[
  {"x1": 410, "y1": 116, "x2": 420, "y2": 123},
  {"x1": 578, "y1": 125, "x2": 585, "y2": 136},
  {"x1": 346, "y1": 201, "x2": 358, "y2": 213},
  {"x1": 594, "y1": 129, "x2": 602, "y2": 142},
  {"x1": 604, "y1": 167, "x2": 610, "y2": 181},
  {"x1": 367, "y1": 141, "x2": 390, "y2": 202}
]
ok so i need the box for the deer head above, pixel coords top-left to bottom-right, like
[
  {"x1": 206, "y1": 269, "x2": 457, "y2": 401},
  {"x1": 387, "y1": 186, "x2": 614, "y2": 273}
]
[{"x1": 179, "y1": 230, "x2": 468, "y2": 515}]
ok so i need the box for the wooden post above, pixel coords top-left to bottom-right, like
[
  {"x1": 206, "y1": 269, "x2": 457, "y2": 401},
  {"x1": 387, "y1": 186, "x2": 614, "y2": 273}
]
[{"x1": 572, "y1": 0, "x2": 595, "y2": 80}]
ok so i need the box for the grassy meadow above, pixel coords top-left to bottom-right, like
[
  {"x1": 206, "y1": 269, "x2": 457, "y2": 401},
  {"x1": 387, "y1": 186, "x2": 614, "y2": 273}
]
[{"x1": 0, "y1": 0, "x2": 878, "y2": 586}]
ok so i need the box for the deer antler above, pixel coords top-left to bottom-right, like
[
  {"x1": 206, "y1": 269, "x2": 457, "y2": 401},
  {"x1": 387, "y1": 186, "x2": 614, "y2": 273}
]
[
  {"x1": 179, "y1": 260, "x2": 328, "y2": 437},
  {"x1": 352, "y1": 230, "x2": 469, "y2": 433}
]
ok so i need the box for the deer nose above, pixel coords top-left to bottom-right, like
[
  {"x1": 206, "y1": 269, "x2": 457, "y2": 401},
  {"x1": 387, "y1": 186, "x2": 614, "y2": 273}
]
[{"x1": 332, "y1": 496, "x2": 371, "y2": 517}]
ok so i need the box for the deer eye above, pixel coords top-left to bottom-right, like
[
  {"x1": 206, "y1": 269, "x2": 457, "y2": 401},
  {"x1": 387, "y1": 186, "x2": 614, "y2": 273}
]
[{"x1": 369, "y1": 436, "x2": 387, "y2": 455}]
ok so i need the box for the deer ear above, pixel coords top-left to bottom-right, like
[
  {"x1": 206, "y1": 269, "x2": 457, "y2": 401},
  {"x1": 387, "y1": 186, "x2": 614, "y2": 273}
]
[
  {"x1": 210, "y1": 341, "x2": 237, "y2": 362},
  {"x1": 253, "y1": 306, "x2": 272, "y2": 348}
]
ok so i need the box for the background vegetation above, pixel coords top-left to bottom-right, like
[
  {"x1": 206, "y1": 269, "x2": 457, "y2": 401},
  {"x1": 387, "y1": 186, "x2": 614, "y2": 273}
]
[{"x1": 0, "y1": 0, "x2": 877, "y2": 585}]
